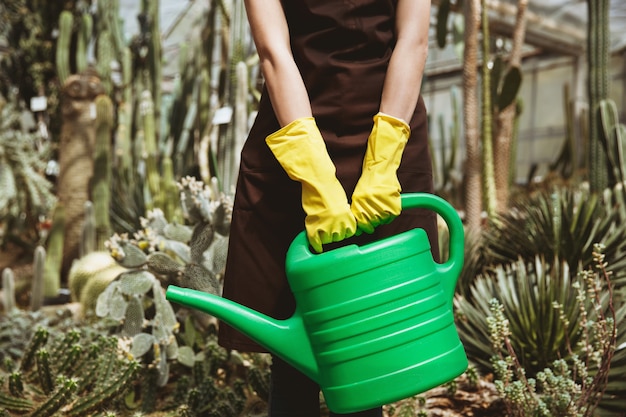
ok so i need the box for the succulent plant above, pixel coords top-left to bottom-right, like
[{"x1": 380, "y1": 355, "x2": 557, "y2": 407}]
[{"x1": 0, "y1": 311, "x2": 139, "y2": 416}]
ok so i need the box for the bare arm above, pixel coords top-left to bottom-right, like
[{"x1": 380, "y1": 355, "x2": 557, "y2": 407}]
[
  {"x1": 244, "y1": 0, "x2": 311, "y2": 126},
  {"x1": 379, "y1": 0, "x2": 431, "y2": 123}
]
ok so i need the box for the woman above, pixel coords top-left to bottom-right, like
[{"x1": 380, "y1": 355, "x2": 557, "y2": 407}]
[{"x1": 218, "y1": 0, "x2": 435, "y2": 415}]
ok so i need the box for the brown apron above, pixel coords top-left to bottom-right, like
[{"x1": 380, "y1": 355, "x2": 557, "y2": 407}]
[{"x1": 218, "y1": 0, "x2": 437, "y2": 352}]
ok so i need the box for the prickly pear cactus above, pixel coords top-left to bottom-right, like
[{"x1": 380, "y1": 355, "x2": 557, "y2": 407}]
[
  {"x1": 106, "y1": 175, "x2": 231, "y2": 294},
  {"x1": 94, "y1": 268, "x2": 178, "y2": 386},
  {"x1": 91, "y1": 176, "x2": 231, "y2": 389}
]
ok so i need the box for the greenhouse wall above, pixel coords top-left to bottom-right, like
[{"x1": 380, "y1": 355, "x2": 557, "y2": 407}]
[{"x1": 424, "y1": 48, "x2": 626, "y2": 185}]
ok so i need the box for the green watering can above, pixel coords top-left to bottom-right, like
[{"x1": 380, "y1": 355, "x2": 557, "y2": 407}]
[{"x1": 166, "y1": 193, "x2": 467, "y2": 413}]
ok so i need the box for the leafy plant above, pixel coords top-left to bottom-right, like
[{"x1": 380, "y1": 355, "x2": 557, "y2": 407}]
[
  {"x1": 460, "y1": 183, "x2": 626, "y2": 297},
  {"x1": 456, "y1": 256, "x2": 580, "y2": 375},
  {"x1": 486, "y1": 245, "x2": 616, "y2": 416},
  {"x1": 456, "y1": 245, "x2": 625, "y2": 416}
]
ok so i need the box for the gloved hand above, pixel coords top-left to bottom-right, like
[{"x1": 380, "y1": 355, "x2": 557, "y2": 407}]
[
  {"x1": 266, "y1": 117, "x2": 357, "y2": 252},
  {"x1": 351, "y1": 112, "x2": 409, "y2": 234}
]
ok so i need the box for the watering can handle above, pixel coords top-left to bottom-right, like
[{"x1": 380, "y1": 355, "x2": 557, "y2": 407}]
[{"x1": 399, "y1": 193, "x2": 464, "y2": 281}]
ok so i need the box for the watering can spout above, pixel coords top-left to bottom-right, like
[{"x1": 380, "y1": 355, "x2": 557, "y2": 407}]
[{"x1": 165, "y1": 285, "x2": 318, "y2": 378}]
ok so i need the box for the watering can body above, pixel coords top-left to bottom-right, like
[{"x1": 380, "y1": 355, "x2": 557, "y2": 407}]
[{"x1": 166, "y1": 193, "x2": 468, "y2": 413}]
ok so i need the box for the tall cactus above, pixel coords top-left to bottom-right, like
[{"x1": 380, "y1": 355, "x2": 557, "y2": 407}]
[
  {"x1": 587, "y1": 0, "x2": 611, "y2": 192},
  {"x1": 598, "y1": 98, "x2": 626, "y2": 184},
  {"x1": 57, "y1": 71, "x2": 104, "y2": 277},
  {"x1": 140, "y1": 90, "x2": 161, "y2": 210},
  {"x1": 81, "y1": 201, "x2": 96, "y2": 257},
  {"x1": 480, "y1": 0, "x2": 497, "y2": 219},
  {"x1": 30, "y1": 246, "x2": 46, "y2": 311},
  {"x1": 76, "y1": 13, "x2": 93, "y2": 73},
  {"x1": 2, "y1": 268, "x2": 17, "y2": 313},
  {"x1": 93, "y1": 94, "x2": 114, "y2": 249},
  {"x1": 114, "y1": 47, "x2": 134, "y2": 177},
  {"x1": 462, "y1": 0, "x2": 483, "y2": 232},
  {"x1": 43, "y1": 203, "x2": 65, "y2": 298},
  {"x1": 141, "y1": 0, "x2": 163, "y2": 124},
  {"x1": 55, "y1": 11, "x2": 73, "y2": 85}
]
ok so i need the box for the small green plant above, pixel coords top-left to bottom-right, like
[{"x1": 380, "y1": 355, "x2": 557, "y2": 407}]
[
  {"x1": 0, "y1": 313, "x2": 139, "y2": 416},
  {"x1": 487, "y1": 244, "x2": 617, "y2": 417}
]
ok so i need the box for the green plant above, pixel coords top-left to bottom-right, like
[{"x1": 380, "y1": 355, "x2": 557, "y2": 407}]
[
  {"x1": 55, "y1": 10, "x2": 73, "y2": 85},
  {"x1": 93, "y1": 94, "x2": 114, "y2": 250},
  {"x1": 463, "y1": 184, "x2": 626, "y2": 296},
  {"x1": 107, "y1": 176, "x2": 231, "y2": 293},
  {"x1": 587, "y1": 0, "x2": 611, "y2": 192},
  {"x1": 68, "y1": 250, "x2": 127, "y2": 314},
  {"x1": 456, "y1": 244, "x2": 626, "y2": 416},
  {"x1": 487, "y1": 244, "x2": 617, "y2": 417},
  {"x1": 457, "y1": 256, "x2": 580, "y2": 375},
  {"x1": 598, "y1": 98, "x2": 626, "y2": 186},
  {"x1": 0, "y1": 312, "x2": 139, "y2": 416},
  {"x1": 42, "y1": 203, "x2": 64, "y2": 298},
  {"x1": 30, "y1": 246, "x2": 45, "y2": 311},
  {"x1": 1, "y1": 269, "x2": 16, "y2": 313},
  {"x1": 0, "y1": 97, "x2": 55, "y2": 249},
  {"x1": 94, "y1": 267, "x2": 178, "y2": 386}
]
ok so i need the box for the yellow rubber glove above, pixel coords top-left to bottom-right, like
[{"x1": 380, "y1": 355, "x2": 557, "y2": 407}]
[
  {"x1": 351, "y1": 112, "x2": 409, "y2": 234},
  {"x1": 266, "y1": 117, "x2": 357, "y2": 252}
]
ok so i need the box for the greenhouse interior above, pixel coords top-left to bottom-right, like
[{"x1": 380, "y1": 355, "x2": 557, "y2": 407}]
[{"x1": 1, "y1": 0, "x2": 626, "y2": 416}]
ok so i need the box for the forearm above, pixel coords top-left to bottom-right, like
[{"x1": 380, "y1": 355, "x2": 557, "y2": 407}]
[
  {"x1": 379, "y1": 41, "x2": 428, "y2": 122},
  {"x1": 379, "y1": 0, "x2": 431, "y2": 123},
  {"x1": 260, "y1": 52, "x2": 312, "y2": 126},
  {"x1": 244, "y1": 0, "x2": 311, "y2": 127}
]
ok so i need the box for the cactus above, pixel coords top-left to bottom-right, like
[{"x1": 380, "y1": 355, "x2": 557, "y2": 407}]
[
  {"x1": 94, "y1": 269, "x2": 178, "y2": 386},
  {"x1": 93, "y1": 94, "x2": 114, "y2": 249},
  {"x1": 57, "y1": 71, "x2": 105, "y2": 277},
  {"x1": 56, "y1": 11, "x2": 73, "y2": 85},
  {"x1": 140, "y1": 90, "x2": 161, "y2": 210},
  {"x1": 1, "y1": 269, "x2": 16, "y2": 313},
  {"x1": 30, "y1": 246, "x2": 46, "y2": 311},
  {"x1": 588, "y1": 0, "x2": 611, "y2": 192},
  {"x1": 480, "y1": 0, "x2": 497, "y2": 219},
  {"x1": 114, "y1": 47, "x2": 134, "y2": 176},
  {"x1": 19, "y1": 327, "x2": 49, "y2": 374},
  {"x1": 30, "y1": 376, "x2": 78, "y2": 417},
  {"x1": 161, "y1": 155, "x2": 182, "y2": 222},
  {"x1": 8, "y1": 371, "x2": 24, "y2": 397},
  {"x1": 81, "y1": 201, "x2": 96, "y2": 257},
  {"x1": 67, "y1": 251, "x2": 127, "y2": 315},
  {"x1": 97, "y1": 29, "x2": 114, "y2": 95},
  {"x1": 0, "y1": 321, "x2": 138, "y2": 416},
  {"x1": 36, "y1": 349, "x2": 54, "y2": 394},
  {"x1": 598, "y1": 98, "x2": 626, "y2": 185},
  {"x1": 76, "y1": 12, "x2": 93, "y2": 73},
  {"x1": 145, "y1": 0, "x2": 163, "y2": 123},
  {"x1": 97, "y1": 176, "x2": 232, "y2": 389},
  {"x1": 0, "y1": 98, "x2": 56, "y2": 248},
  {"x1": 43, "y1": 203, "x2": 65, "y2": 298}
]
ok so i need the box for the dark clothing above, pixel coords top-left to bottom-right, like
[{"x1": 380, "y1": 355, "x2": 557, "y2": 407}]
[
  {"x1": 268, "y1": 355, "x2": 383, "y2": 417},
  {"x1": 218, "y1": 0, "x2": 437, "y2": 352}
]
